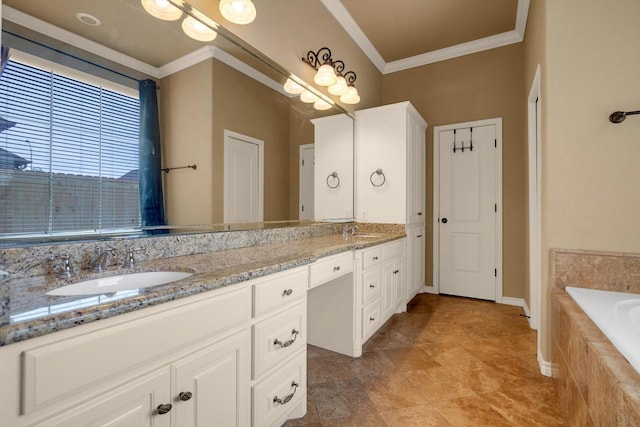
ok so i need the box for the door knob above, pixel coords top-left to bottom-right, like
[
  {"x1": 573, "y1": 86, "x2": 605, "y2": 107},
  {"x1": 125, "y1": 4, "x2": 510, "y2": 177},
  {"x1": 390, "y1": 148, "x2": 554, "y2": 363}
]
[{"x1": 441, "y1": 218, "x2": 448, "y2": 224}]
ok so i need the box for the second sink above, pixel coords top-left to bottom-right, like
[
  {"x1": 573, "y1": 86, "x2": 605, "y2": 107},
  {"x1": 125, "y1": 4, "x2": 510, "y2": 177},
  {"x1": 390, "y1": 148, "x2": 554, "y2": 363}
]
[{"x1": 47, "y1": 271, "x2": 193, "y2": 296}]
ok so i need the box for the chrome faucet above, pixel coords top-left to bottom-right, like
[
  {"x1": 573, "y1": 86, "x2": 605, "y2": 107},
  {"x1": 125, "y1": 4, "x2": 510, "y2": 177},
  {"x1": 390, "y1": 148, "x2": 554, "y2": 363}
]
[
  {"x1": 342, "y1": 224, "x2": 358, "y2": 240},
  {"x1": 123, "y1": 247, "x2": 145, "y2": 268},
  {"x1": 89, "y1": 247, "x2": 116, "y2": 272},
  {"x1": 52, "y1": 254, "x2": 73, "y2": 278}
]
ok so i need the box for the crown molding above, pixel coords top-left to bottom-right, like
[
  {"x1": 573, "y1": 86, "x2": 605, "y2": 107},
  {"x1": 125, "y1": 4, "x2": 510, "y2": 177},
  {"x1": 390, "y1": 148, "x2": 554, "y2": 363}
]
[{"x1": 322, "y1": 0, "x2": 530, "y2": 75}]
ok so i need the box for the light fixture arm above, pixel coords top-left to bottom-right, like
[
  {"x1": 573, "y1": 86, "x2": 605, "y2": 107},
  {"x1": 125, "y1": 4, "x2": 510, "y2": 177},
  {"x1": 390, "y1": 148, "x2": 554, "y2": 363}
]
[
  {"x1": 302, "y1": 47, "x2": 334, "y2": 70},
  {"x1": 343, "y1": 71, "x2": 357, "y2": 86}
]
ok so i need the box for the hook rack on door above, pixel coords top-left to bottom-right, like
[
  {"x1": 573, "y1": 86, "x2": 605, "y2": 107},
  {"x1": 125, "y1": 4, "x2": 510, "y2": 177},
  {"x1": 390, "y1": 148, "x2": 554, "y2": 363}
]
[{"x1": 452, "y1": 128, "x2": 473, "y2": 153}]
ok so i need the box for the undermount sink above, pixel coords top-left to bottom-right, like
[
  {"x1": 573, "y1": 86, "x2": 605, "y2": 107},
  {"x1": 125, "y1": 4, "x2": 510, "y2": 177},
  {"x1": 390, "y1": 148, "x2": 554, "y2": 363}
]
[{"x1": 47, "y1": 271, "x2": 193, "y2": 296}]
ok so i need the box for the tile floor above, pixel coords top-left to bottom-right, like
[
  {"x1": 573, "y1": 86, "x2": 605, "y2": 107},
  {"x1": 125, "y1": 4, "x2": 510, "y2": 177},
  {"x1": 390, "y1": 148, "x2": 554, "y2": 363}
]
[{"x1": 284, "y1": 293, "x2": 563, "y2": 426}]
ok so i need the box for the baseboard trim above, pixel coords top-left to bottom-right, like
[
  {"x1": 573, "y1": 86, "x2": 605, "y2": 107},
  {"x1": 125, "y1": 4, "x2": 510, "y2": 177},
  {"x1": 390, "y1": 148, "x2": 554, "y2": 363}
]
[
  {"x1": 498, "y1": 296, "x2": 524, "y2": 307},
  {"x1": 423, "y1": 285, "x2": 437, "y2": 294},
  {"x1": 538, "y1": 351, "x2": 553, "y2": 377}
]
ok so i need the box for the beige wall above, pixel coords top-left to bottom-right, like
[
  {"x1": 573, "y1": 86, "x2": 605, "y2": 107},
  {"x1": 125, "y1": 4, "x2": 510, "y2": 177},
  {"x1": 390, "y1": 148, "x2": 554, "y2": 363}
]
[
  {"x1": 161, "y1": 60, "x2": 214, "y2": 225},
  {"x1": 381, "y1": 44, "x2": 528, "y2": 299},
  {"x1": 161, "y1": 59, "x2": 292, "y2": 224},
  {"x1": 534, "y1": 0, "x2": 640, "y2": 361}
]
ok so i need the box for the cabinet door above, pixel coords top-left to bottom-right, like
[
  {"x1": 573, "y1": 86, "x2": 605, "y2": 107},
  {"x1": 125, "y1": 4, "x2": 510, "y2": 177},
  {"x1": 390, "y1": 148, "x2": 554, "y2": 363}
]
[
  {"x1": 172, "y1": 329, "x2": 250, "y2": 427},
  {"x1": 37, "y1": 368, "x2": 171, "y2": 427},
  {"x1": 407, "y1": 115, "x2": 426, "y2": 224},
  {"x1": 381, "y1": 260, "x2": 396, "y2": 320},
  {"x1": 407, "y1": 225, "x2": 425, "y2": 302}
]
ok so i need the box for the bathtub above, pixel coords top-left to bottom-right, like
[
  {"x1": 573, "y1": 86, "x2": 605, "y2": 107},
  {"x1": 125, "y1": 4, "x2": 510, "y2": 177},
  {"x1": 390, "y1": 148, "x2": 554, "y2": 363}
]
[{"x1": 566, "y1": 286, "x2": 640, "y2": 374}]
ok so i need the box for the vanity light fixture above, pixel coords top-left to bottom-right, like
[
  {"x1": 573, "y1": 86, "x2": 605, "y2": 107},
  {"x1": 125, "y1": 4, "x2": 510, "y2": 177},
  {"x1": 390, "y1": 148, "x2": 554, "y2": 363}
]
[
  {"x1": 141, "y1": 0, "x2": 183, "y2": 21},
  {"x1": 302, "y1": 47, "x2": 360, "y2": 105},
  {"x1": 314, "y1": 99, "x2": 333, "y2": 111},
  {"x1": 219, "y1": 0, "x2": 257, "y2": 25},
  {"x1": 181, "y1": 16, "x2": 217, "y2": 41}
]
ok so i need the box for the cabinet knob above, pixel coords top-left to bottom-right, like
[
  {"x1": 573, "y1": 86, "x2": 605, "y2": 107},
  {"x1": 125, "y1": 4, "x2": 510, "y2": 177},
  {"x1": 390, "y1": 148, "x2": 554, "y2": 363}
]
[
  {"x1": 156, "y1": 403, "x2": 172, "y2": 415},
  {"x1": 393, "y1": 269, "x2": 400, "y2": 274},
  {"x1": 178, "y1": 391, "x2": 193, "y2": 401},
  {"x1": 369, "y1": 284, "x2": 375, "y2": 288},
  {"x1": 282, "y1": 289, "x2": 293, "y2": 296},
  {"x1": 333, "y1": 266, "x2": 341, "y2": 272},
  {"x1": 372, "y1": 256, "x2": 379, "y2": 261},
  {"x1": 417, "y1": 235, "x2": 423, "y2": 238},
  {"x1": 369, "y1": 317, "x2": 375, "y2": 322},
  {"x1": 417, "y1": 212, "x2": 423, "y2": 216}
]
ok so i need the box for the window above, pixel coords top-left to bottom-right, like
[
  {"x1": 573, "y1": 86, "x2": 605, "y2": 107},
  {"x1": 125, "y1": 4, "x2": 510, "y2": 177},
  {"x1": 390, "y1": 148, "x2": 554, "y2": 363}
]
[{"x1": 0, "y1": 53, "x2": 140, "y2": 237}]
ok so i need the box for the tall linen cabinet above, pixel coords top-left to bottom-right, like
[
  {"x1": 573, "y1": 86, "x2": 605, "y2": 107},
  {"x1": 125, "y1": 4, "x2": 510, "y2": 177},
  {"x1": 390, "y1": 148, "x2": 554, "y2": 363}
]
[{"x1": 356, "y1": 101, "x2": 427, "y2": 306}]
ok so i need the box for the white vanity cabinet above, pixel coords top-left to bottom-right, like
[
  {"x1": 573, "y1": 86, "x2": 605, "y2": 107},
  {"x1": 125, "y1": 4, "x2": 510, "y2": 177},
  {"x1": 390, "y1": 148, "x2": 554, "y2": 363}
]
[
  {"x1": 355, "y1": 101, "x2": 427, "y2": 305},
  {"x1": 0, "y1": 282, "x2": 252, "y2": 427},
  {"x1": 311, "y1": 114, "x2": 354, "y2": 221},
  {"x1": 250, "y1": 266, "x2": 308, "y2": 427},
  {"x1": 356, "y1": 239, "x2": 406, "y2": 343}
]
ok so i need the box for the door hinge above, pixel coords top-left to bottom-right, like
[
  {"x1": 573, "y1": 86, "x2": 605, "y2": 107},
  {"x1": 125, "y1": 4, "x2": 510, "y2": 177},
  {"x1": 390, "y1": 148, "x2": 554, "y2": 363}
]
[
  {"x1": 301, "y1": 205, "x2": 304, "y2": 212},
  {"x1": 494, "y1": 139, "x2": 497, "y2": 148},
  {"x1": 494, "y1": 204, "x2": 497, "y2": 212},
  {"x1": 494, "y1": 268, "x2": 497, "y2": 277},
  {"x1": 301, "y1": 159, "x2": 304, "y2": 166}
]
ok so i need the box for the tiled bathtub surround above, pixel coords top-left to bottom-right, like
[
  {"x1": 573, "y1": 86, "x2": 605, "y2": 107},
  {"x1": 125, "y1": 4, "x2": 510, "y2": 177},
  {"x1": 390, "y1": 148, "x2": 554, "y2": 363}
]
[
  {"x1": 0, "y1": 223, "x2": 404, "y2": 346},
  {"x1": 550, "y1": 249, "x2": 640, "y2": 425}
]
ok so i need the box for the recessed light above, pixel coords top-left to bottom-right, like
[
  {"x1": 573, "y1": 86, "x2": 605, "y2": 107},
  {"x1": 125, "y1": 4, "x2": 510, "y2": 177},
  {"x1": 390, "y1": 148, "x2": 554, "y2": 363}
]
[{"x1": 76, "y1": 12, "x2": 101, "y2": 26}]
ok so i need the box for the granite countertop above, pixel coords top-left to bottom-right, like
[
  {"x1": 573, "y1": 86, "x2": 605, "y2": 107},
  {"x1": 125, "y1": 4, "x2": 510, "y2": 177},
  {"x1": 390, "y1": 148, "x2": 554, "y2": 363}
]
[{"x1": 0, "y1": 232, "x2": 403, "y2": 346}]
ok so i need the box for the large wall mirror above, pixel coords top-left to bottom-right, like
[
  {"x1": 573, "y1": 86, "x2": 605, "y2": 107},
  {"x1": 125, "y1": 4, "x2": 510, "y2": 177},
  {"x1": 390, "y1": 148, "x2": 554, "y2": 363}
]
[{"x1": 0, "y1": 0, "x2": 354, "y2": 246}]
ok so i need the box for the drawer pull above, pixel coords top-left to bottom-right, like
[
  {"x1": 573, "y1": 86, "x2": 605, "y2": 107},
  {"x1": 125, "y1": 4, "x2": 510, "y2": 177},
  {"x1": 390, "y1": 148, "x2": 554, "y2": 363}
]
[
  {"x1": 178, "y1": 391, "x2": 193, "y2": 401},
  {"x1": 369, "y1": 317, "x2": 375, "y2": 322},
  {"x1": 372, "y1": 256, "x2": 379, "y2": 261},
  {"x1": 282, "y1": 289, "x2": 293, "y2": 296},
  {"x1": 273, "y1": 329, "x2": 300, "y2": 348},
  {"x1": 417, "y1": 234, "x2": 423, "y2": 238},
  {"x1": 369, "y1": 284, "x2": 375, "y2": 288},
  {"x1": 273, "y1": 381, "x2": 299, "y2": 406},
  {"x1": 393, "y1": 269, "x2": 400, "y2": 274},
  {"x1": 333, "y1": 265, "x2": 341, "y2": 272},
  {"x1": 156, "y1": 403, "x2": 173, "y2": 415}
]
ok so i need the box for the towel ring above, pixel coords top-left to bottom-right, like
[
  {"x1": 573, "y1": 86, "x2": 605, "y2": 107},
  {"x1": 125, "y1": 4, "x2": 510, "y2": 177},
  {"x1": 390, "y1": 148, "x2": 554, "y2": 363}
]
[
  {"x1": 370, "y1": 168, "x2": 386, "y2": 187},
  {"x1": 326, "y1": 172, "x2": 340, "y2": 189}
]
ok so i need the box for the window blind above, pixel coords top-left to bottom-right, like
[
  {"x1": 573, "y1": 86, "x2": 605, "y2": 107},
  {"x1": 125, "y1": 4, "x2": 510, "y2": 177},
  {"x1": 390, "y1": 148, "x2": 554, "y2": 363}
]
[{"x1": 0, "y1": 57, "x2": 140, "y2": 236}]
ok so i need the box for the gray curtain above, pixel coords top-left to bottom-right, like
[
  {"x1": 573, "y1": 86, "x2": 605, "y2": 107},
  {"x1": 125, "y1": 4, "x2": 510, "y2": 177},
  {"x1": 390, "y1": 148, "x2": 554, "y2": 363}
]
[{"x1": 138, "y1": 79, "x2": 166, "y2": 229}]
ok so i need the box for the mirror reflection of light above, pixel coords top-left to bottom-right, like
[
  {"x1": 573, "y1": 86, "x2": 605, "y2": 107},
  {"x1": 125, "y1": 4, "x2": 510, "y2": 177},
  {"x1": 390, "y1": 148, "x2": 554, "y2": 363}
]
[
  {"x1": 219, "y1": 0, "x2": 257, "y2": 25},
  {"x1": 140, "y1": 0, "x2": 183, "y2": 21},
  {"x1": 182, "y1": 16, "x2": 217, "y2": 42},
  {"x1": 10, "y1": 290, "x2": 141, "y2": 324}
]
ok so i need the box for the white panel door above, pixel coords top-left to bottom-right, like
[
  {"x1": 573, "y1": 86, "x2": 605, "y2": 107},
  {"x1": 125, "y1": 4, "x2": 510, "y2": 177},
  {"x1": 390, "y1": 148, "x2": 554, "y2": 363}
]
[
  {"x1": 299, "y1": 144, "x2": 314, "y2": 220},
  {"x1": 224, "y1": 131, "x2": 264, "y2": 223},
  {"x1": 438, "y1": 125, "x2": 497, "y2": 300}
]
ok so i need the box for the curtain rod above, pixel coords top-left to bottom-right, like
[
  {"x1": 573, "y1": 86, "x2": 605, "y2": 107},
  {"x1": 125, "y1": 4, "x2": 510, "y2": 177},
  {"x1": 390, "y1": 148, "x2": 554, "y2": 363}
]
[{"x1": 2, "y1": 29, "x2": 141, "y2": 83}]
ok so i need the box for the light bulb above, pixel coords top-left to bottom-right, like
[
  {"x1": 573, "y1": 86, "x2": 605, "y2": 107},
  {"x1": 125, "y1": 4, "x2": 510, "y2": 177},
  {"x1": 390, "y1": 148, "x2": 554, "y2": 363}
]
[
  {"x1": 314, "y1": 64, "x2": 337, "y2": 87},
  {"x1": 141, "y1": 0, "x2": 183, "y2": 21},
  {"x1": 219, "y1": 0, "x2": 257, "y2": 25},
  {"x1": 340, "y1": 86, "x2": 360, "y2": 104},
  {"x1": 300, "y1": 90, "x2": 319, "y2": 103},
  {"x1": 283, "y1": 78, "x2": 304, "y2": 95},
  {"x1": 314, "y1": 99, "x2": 332, "y2": 110},
  {"x1": 328, "y1": 76, "x2": 348, "y2": 96},
  {"x1": 182, "y1": 16, "x2": 217, "y2": 41}
]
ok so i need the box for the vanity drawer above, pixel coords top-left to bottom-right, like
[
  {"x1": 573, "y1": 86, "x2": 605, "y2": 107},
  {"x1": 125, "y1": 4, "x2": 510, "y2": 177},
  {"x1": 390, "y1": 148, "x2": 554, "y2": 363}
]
[
  {"x1": 362, "y1": 297, "x2": 382, "y2": 342},
  {"x1": 309, "y1": 251, "x2": 353, "y2": 289},
  {"x1": 253, "y1": 267, "x2": 308, "y2": 318},
  {"x1": 252, "y1": 351, "x2": 306, "y2": 427},
  {"x1": 382, "y1": 239, "x2": 404, "y2": 259},
  {"x1": 361, "y1": 246, "x2": 382, "y2": 270},
  {"x1": 252, "y1": 302, "x2": 306, "y2": 379},
  {"x1": 362, "y1": 268, "x2": 381, "y2": 304}
]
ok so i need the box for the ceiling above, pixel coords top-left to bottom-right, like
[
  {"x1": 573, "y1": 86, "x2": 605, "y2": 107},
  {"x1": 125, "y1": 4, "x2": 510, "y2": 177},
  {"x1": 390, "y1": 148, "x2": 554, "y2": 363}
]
[{"x1": 321, "y1": 0, "x2": 530, "y2": 74}]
